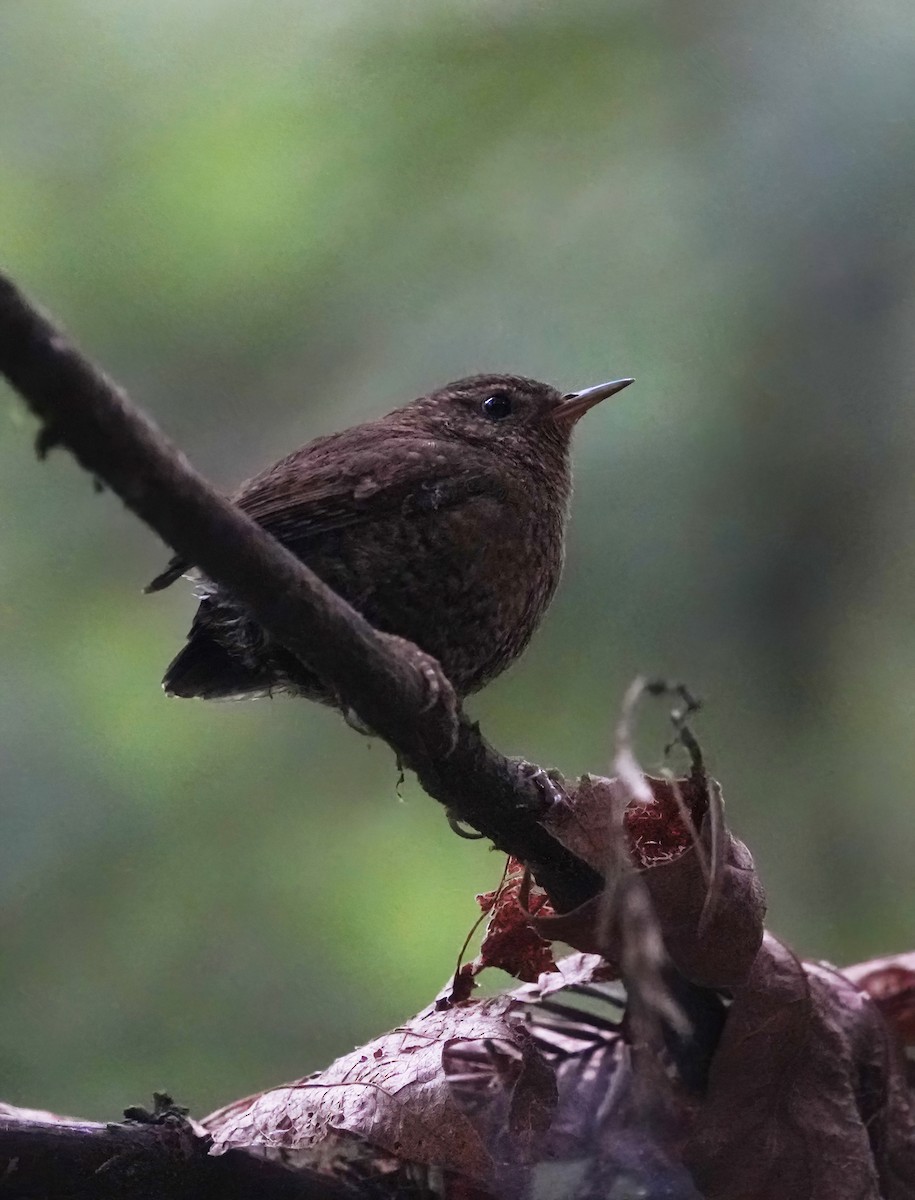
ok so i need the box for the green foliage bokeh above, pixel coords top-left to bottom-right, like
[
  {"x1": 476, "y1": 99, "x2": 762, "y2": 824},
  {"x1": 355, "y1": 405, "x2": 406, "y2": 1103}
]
[{"x1": 2, "y1": 0, "x2": 915, "y2": 1119}]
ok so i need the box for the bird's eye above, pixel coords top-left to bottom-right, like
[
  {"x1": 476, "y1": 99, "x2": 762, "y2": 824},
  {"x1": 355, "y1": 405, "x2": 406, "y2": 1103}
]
[{"x1": 481, "y1": 393, "x2": 513, "y2": 420}]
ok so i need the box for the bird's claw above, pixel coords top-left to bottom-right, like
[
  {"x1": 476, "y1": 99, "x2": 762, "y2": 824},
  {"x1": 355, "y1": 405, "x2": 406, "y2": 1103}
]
[
  {"x1": 379, "y1": 633, "x2": 460, "y2": 755},
  {"x1": 508, "y1": 759, "x2": 568, "y2": 814}
]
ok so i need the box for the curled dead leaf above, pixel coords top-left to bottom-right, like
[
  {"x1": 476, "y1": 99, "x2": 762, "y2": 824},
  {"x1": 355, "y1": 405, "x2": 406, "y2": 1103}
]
[{"x1": 536, "y1": 774, "x2": 766, "y2": 989}]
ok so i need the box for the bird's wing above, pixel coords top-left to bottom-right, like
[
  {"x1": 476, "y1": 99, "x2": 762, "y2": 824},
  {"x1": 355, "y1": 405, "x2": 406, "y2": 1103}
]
[
  {"x1": 145, "y1": 429, "x2": 501, "y2": 593},
  {"x1": 239, "y1": 443, "x2": 496, "y2": 540}
]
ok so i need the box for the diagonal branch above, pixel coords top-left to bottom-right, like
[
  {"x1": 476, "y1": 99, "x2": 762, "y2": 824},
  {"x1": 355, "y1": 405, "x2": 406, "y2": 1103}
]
[
  {"x1": 0, "y1": 270, "x2": 601, "y2": 912},
  {"x1": 0, "y1": 1114, "x2": 365, "y2": 1199}
]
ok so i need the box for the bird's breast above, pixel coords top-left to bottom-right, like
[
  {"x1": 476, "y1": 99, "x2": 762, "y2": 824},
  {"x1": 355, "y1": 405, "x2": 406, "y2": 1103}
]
[
  {"x1": 278, "y1": 469, "x2": 569, "y2": 695},
  {"x1": 372, "y1": 487, "x2": 566, "y2": 691}
]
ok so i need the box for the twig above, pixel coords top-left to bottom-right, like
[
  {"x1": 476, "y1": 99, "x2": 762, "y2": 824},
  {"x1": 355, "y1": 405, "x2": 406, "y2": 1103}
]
[{"x1": 606, "y1": 678, "x2": 689, "y2": 1041}]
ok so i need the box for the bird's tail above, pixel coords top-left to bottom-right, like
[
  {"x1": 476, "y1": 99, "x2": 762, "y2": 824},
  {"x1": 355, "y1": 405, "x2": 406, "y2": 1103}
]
[
  {"x1": 145, "y1": 554, "x2": 189, "y2": 594},
  {"x1": 162, "y1": 633, "x2": 274, "y2": 700}
]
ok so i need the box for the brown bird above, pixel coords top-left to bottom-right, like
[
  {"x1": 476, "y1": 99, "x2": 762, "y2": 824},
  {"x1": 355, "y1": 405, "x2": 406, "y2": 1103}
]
[{"x1": 149, "y1": 373, "x2": 633, "y2": 704}]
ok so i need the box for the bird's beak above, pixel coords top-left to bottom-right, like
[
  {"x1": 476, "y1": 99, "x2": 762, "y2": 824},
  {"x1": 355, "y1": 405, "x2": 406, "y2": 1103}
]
[{"x1": 552, "y1": 377, "x2": 635, "y2": 423}]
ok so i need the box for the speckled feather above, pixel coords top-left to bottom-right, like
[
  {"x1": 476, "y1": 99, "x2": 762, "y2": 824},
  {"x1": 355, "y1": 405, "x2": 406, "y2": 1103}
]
[{"x1": 151, "y1": 374, "x2": 605, "y2": 703}]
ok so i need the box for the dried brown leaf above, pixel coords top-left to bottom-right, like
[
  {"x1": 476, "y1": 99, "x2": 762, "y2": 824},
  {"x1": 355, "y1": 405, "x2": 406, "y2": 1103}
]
[
  {"x1": 510, "y1": 951, "x2": 618, "y2": 1002},
  {"x1": 204, "y1": 992, "x2": 552, "y2": 1186},
  {"x1": 843, "y1": 952, "x2": 915, "y2": 1046},
  {"x1": 471, "y1": 857, "x2": 557, "y2": 982},
  {"x1": 685, "y1": 934, "x2": 915, "y2": 1200},
  {"x1": 442, "y1": 1028, "x2": 557, "y2": 1167},
  {"x1": 203, "y1": 952, "x2": 697, "y2": 1196}
]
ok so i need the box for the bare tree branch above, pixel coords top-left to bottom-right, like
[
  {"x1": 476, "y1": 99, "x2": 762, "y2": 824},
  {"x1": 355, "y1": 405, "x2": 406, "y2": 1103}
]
[
  {"x1": 0, "y1": 269, "x2": 602, "y2": 912},
  {"x1": 0, "y1": 1114, "x2": 367, "y2": 1200}
]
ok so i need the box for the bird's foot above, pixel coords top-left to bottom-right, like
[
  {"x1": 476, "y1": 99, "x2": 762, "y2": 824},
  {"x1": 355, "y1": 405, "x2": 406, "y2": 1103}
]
[
  {"x1": 444, "y1": 763, "x2": 566, "y2": 842},
  {"x1": 508, "y1": 759, "x2": 568, "y2": 815},
  {"x1": 377, "y1": 632, "x2": 460, "y2": 755}
]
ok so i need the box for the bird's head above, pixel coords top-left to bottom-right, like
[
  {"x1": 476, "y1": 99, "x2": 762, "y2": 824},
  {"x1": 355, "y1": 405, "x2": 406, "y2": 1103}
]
[{"x1": 400, "y1": 373, "x2": 634, "y2": 461}]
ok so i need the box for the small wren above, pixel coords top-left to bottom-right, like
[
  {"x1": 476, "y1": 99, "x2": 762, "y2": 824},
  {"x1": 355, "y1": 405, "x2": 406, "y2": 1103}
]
[{"x1": 149, "y1": 373, "x2": 633, "y2": 703}]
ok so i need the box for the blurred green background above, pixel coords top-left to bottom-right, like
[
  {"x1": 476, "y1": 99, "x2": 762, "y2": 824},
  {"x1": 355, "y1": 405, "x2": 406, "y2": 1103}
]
[{"x1": 2, "y1": 0, "x2": 915, "y2": 1121}]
